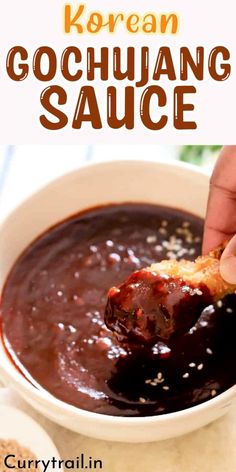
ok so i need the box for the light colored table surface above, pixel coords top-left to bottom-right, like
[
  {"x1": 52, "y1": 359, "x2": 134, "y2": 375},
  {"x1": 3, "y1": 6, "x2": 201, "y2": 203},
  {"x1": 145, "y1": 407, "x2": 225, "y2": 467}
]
[
  {"x1": 0, "y1": 147, "x2": 234, "y2": 472},
  {"x1": 0, "y1": 387, "x2": 235, "y2": 472}
]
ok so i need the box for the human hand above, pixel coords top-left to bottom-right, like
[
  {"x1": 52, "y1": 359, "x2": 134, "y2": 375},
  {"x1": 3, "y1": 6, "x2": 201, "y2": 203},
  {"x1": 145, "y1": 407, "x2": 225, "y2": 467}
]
[{"x1": 203, "y1": 146, "x2": 236, "y2": 284}]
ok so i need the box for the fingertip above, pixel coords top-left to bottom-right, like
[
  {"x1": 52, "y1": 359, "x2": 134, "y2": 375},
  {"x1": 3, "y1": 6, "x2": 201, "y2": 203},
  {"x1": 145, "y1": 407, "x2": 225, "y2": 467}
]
[
  {"x1": 220, "y1": 235, "x2": 236, "y2": 284},
  {"x1": 221, "y1": 234, "x2": 236, "y2": 260},
  {"x1": 220, "y1": 257, "x2": 236, "y2": 284}
]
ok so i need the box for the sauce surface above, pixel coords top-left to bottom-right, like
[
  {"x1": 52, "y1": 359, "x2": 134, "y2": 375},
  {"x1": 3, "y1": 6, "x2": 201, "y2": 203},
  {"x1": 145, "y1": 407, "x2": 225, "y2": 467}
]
[{"x1": 1, "y1": 204, "x2": 236, "y2": 416}]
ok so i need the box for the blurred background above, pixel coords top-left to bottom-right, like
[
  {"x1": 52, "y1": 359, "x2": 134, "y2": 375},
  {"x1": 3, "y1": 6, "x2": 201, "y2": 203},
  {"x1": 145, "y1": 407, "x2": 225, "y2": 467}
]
[{"x1": 0, "y1": 145, "x2": 221, "y2": 219}]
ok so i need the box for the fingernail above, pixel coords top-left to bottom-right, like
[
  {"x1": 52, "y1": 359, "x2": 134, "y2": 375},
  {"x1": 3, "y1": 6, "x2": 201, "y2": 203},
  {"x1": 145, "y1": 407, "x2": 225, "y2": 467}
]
[
  {"x1": 220, "y1": 257, "x2": 236, "y2": 284},
  {"x1": 220, "y1": 236, "x2": 236, "y2": 284}
]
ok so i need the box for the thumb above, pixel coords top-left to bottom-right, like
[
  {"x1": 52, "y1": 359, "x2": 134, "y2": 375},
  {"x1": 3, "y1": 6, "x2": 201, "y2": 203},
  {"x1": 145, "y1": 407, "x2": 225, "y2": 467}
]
[{"x1": 220, "y1": 235, "x2": 236, "y2": 284}]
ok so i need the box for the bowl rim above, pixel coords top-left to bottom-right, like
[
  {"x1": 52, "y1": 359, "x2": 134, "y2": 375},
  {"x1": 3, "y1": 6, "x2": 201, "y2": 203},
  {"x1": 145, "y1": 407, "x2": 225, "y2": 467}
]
[
  {"x1": 0, "y1": 157, "x2": 211, "y2": 222},
  {"x1": 0, "y1": 157, "x2": 235, "y2": 426}
]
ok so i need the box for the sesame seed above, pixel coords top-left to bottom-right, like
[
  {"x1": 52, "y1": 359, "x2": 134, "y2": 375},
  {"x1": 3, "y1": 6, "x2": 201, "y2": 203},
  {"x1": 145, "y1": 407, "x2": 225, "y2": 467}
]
[
  {"x1": 182, "y1": 372, "x2": 190, "y2": 378},
  {"x1": 161, "y1": 220, "x2": 168, "y2": 227},
  {"x1": 167, "y1": 251, "x2": 176, "y2": 260},
  {"x1": 199, "y1": 320, "x2": 208, "y2": 327},
  {"x1": 195, "y1": 289, "x2": 203, "y2": 296},
  {"x1": 155, "y1": 245, "x2": 163, "y2": 252},
  {"x1": 106, "y1": 240, "x2": 114, "y2": 247},
  {"x1": 189, "y1": 362, "x2": 196, "y2": 368},
  {"x1": 68, "y1": 325, "x2": 77, "y2": 333},
  {"x1": 194, "y1": 237, "x2": 201, "y2": 243},
  {"x1": 206, "y1": 348, "x2": 213, "y2": 355},
  {"x1": 176, "y1": 238, "x2": 183, "y2": 244},
  {"x1": 159, "y1": 228, "x2": 167, "y2": 235},
  {"x1": 173, "y1": 244, "x2": 182, "y2": 251},
  {"x1": 148, "y1": 372, "x2": 165, "y2": 384},
  {"x1": 197, "y1": 363, "x2": 204, "y2": 370},
  {"x1": 211, "y1": 389, "x2": 217, "y2": 397},
  {"x1": 217, "y1": 300, "x2": 223, "y2": 308},
  {"x1": 162, "y1": 386, "x2": 170, "y2": 391},
  {"x1": 189, "y1": 248, "x2": 196, "y2": 255},
  {"x1": 186, "y1": 236, "x2": 193, "y2": 244},
  {"x1": 177, "y1": 248, "x2": 188, "y2": 258},
  {"x1": 154, "y1": 377, "x2": 164, "y2": 384},
  {"x1": 182, "y1": 222, "x2": 190, "y2": 228},
  {"x1": 90, "y1": 245, "x2": 98, "y2": 253},
  {"x1": 146, "y1": 235, "x2": 157, "y2": 244},
  {"x1": 57, "y1": 290, "x2": 63, "y2": 297},
  {"x1": 189, "y1": 326, "x2": 197, "y2": 334},
  {"x1": 139, "y1": 397, "x2": 146, "y2": 403},
  {"x1": 182, "y1": 286, "x2": 190, "y2": 293},
  {"x1": 176, "y1": 228, "x2": 184, "y2": 235},
  {"x1": 226, "y1": 308, "x2": 233, "y2": 313}
]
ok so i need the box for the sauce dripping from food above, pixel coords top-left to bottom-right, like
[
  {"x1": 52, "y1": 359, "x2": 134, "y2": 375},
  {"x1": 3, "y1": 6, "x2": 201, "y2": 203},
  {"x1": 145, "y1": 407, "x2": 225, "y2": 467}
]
[{"x1": 105, "y1": 269, "x2": 212, "y2": 344}]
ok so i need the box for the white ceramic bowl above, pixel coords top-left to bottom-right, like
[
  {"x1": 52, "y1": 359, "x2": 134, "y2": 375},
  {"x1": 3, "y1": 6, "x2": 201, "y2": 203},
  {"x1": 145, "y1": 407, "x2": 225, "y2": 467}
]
[{"x1": 0, "y1": 159, "x2": 235, "y2": 443}]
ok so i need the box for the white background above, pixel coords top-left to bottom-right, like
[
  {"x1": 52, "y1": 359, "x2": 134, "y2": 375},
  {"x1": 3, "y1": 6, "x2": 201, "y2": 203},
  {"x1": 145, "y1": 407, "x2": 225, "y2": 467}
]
[
  {"x1": 0, "y1": 144, "x2": 179, "y2": 217},
  {"x1": 0, "y1": 0, "x2": 235, "y2": 144}
]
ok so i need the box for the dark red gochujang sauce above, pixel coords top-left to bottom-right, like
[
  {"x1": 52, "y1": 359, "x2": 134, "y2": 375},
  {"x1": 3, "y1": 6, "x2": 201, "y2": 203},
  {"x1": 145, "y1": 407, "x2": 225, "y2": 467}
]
[{"x1": 1, "y1": 204, "x2": 236, "y2": 416}]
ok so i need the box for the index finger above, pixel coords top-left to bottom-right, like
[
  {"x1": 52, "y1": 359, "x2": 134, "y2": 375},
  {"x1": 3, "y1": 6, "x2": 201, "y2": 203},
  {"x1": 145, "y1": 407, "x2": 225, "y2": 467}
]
[{"x1": 202, "y1": 146, "x2": 236, "y2": 254}]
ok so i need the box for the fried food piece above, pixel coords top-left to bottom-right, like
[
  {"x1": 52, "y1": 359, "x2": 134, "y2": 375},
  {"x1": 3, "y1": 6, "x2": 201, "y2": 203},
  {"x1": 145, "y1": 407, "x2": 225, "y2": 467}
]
[
  {"x1": 149, "y1": 244, "x2": 235, "y2": 301},
  {"x1": 105, "y1": 243, "x2": 236, "y2": 345}
]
